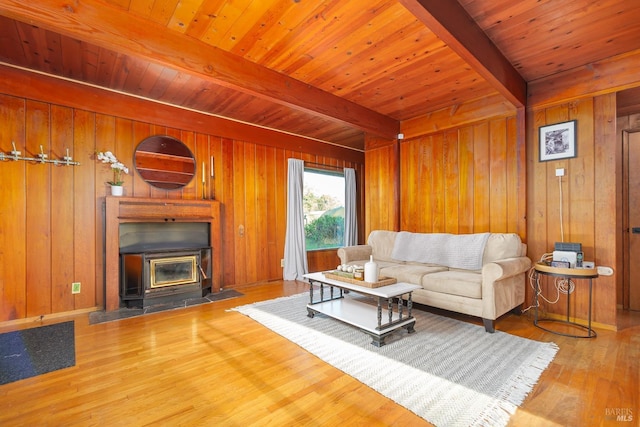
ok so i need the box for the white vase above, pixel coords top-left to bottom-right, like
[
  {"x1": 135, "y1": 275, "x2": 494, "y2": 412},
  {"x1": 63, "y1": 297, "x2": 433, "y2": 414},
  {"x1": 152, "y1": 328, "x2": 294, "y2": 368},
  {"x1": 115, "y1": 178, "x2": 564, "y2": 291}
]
[
  {"x1": 364, "y1": 255, "x2": 378, "y2": 283},
  {"x1": 110, "y1": 185, "x2": 124, "y2": 196}
]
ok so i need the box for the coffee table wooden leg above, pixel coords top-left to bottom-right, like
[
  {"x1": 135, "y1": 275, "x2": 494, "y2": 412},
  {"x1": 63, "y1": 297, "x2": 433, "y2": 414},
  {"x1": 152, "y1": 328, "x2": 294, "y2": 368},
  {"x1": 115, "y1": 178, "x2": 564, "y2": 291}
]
[
  {"x1": 371, "y1": 335, "x2": 384, "y2": 347},
  {"x1": 370, "y1": 331, "x2": 390, "y2": 347},
  {"x1": 404, "y1": 320, "x2": 416, "y2": 334},
  {"x1": 407, "y1": 293, "x2": 413, "y2": 317}
]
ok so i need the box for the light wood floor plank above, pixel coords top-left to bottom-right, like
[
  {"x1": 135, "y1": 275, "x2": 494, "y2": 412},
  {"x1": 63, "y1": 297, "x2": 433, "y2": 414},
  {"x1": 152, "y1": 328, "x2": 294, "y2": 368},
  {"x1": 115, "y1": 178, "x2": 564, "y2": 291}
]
[{"x1": 0, "y1": 280, "x2": 638, "y2": 426}]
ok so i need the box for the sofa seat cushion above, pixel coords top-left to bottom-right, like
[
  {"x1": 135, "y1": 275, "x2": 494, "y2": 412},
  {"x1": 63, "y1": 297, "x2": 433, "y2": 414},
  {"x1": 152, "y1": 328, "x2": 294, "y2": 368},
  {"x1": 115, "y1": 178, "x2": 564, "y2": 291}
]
[
  {"x1": 380, "y1": 264, "x2": 448, "y2": 284},
  {"x1": 421, "y1": 270, "x2": 482, "y2": 299}
]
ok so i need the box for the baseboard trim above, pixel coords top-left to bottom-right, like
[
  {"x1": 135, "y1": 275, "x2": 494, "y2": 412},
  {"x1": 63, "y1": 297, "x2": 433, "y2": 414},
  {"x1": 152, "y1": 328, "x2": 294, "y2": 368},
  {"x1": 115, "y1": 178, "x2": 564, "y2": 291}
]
[
  {"x1": 0, "y1": 307, "x2": 99, "y2": 330},
  {"x1": 540, "y1": 312, "x2": 617, "y2": 331}
]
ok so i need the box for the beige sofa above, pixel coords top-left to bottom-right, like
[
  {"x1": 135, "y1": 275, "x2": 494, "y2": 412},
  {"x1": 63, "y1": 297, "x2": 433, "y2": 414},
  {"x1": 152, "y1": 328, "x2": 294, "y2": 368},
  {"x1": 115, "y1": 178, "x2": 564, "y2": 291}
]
[{"x1": 337, "y1": 230, "x2": 531, "y2": 332}]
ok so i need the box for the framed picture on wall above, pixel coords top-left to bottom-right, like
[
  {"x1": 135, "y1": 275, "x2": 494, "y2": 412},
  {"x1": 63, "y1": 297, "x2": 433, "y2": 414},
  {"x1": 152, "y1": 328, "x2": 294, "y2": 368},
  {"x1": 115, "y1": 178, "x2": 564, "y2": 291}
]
[{"x1": 539, "y1": 120, "x2": 577, "y2": 162}]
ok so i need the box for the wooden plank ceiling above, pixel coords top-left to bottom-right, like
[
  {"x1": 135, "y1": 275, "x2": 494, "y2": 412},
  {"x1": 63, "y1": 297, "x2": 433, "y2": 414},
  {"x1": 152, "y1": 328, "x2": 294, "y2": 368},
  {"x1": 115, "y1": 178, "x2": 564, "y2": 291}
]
[{"x1": 0, "y1": 0, "x2": 639, "y2": 150}]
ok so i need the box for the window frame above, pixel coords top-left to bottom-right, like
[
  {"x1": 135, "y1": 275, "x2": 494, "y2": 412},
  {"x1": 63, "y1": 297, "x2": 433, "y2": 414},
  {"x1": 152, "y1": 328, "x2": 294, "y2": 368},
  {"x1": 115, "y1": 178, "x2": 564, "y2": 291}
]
[{"x1": 303, "y1": 168, "x2": 345, "y2": 252}]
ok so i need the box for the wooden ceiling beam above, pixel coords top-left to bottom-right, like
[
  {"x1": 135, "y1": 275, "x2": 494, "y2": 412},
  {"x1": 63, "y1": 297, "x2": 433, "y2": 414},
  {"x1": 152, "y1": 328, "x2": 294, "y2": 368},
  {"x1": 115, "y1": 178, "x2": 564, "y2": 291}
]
[
  {"x1": 0, "y1": 0, "x2": 399, "y2": 139},
  {"x1": 399, "y1": 0, "x2": 527, "y2": 108},
  {"x1": 0, "y1": 64, "x2": 365, "y2": 162}
]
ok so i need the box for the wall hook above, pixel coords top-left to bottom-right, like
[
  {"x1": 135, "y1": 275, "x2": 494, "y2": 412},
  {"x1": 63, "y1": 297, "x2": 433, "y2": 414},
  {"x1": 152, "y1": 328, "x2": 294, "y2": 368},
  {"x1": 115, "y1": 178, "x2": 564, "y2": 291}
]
[{"x1": 1, "y1": 141, "x2": 81, "y2": 166}]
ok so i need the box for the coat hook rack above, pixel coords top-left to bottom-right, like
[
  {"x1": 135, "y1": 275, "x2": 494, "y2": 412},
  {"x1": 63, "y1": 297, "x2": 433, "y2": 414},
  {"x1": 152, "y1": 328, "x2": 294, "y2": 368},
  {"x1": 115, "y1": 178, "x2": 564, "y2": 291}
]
[{"x1": 0, "y1": 142, "x2": 81, "y2": 166}]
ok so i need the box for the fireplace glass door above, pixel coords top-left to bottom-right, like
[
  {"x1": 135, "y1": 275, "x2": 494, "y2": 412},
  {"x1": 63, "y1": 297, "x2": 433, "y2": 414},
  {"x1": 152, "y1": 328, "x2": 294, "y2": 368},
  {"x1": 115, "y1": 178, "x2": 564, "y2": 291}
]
[{"x1": 150, "y1": 256, "x2": 197, "y2": 288}]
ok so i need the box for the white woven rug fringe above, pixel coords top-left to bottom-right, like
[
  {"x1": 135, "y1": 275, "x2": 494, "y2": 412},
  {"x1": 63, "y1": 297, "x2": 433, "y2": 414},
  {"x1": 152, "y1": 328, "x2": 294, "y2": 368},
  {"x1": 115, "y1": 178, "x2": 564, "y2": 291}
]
[{"x1": 231, "y1": 293, "x2": 558, "y2": 427}]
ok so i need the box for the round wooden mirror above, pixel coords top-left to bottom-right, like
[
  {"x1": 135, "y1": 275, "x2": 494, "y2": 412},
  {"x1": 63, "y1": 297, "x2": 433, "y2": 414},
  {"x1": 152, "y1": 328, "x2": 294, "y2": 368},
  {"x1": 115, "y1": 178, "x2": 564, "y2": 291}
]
[{"x1": 134, "y1": 135, "x2": 196, "y2": 189}]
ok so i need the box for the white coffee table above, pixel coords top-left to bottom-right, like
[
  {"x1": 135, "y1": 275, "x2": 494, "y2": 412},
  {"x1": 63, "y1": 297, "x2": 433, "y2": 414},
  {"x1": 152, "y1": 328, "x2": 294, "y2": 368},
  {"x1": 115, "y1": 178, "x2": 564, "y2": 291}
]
[{"x1": 303, "y1": 271, "x2": 421, "y2": 347}]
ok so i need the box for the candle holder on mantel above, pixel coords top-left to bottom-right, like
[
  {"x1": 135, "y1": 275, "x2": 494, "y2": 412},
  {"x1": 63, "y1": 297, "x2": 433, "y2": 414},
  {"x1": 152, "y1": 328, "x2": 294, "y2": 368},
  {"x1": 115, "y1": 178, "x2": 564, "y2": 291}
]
[
  {"x1": 201, "y1": 157, "x2": 215, "y2": 200},
  {"x1": 202, "y1": 160, "x2": 207, "y2": 199}
]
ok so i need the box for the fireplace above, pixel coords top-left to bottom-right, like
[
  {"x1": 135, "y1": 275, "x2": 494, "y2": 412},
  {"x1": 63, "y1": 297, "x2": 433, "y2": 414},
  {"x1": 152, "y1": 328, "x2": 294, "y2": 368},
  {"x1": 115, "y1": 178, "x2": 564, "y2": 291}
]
[
  {"x1": 120, "y1": 248, "x2": 211, "y2": 307},
  {"x1": 119, "y1": 222, "x2": 212, "y2": 308},
  {"x1": 105, "y1": 197, "x2": 222, "y2": 312}
]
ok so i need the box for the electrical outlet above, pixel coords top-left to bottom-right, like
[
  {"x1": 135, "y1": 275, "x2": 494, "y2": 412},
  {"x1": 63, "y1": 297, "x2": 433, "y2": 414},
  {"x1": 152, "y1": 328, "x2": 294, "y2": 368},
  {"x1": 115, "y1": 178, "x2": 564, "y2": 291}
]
[
  {"x1": 71, "y1": 282, "x2": 81, "y2": 294},
  {"x1": 281, "y1": 259, "x2": 285, "y2": 267}
]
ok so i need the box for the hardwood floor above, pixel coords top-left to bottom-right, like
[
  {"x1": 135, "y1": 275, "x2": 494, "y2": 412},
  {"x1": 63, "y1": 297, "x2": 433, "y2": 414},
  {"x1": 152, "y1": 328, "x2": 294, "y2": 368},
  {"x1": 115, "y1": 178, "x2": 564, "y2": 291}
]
[{"x1": 0, "y1": 281, "x2": 638, "y2": 426}]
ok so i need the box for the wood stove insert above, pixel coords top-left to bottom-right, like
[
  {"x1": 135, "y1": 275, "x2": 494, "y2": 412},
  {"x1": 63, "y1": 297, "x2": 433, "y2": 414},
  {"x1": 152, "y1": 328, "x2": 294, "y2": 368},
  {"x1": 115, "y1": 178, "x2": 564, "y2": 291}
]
[
  {"x1": 120, "y1": 247, "x2": 212, "y2": 308},
  {"x1": 105, "y1": 197, "x2": 222, "y2": 311}
]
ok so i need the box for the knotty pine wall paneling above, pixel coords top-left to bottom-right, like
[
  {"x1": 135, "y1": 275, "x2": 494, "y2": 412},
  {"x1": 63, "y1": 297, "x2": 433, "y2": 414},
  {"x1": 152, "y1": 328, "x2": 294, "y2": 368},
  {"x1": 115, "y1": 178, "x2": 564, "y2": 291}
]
[
  {"x1": 0, "y1": 72, "x2": 364, "y2": 322},
  {"x1": 218, "y1": 137, "x2": 236, "y2": 287},
  {"x1": 232, "y1": 140, "x2": 247, "y2": 286},
  {"x1": 526, "y1": 94, "x2": 618, "y2": 328},
  {"x1": 472, "y1": 122, "x2": 491, "y2": 232},
  {"x1": 364, "y1": 135, "x2": 399, "y2": 235},
  {"x1": 457, "y1": 126, "x2": 475, "y2": 234},
  {"x1": 74, "y1": 110, "x2": 98, "y2": 311},
  {"x1": 594, "y1": 94, "x2": 619, "y2": 326},
  {"x1": 25, "y1": 100, "x2": 52, "y2": 317},
  {"x1": 489, "y1": 119, "x2": 508, "y2": 232},
  {"x1": 132, "y1": 122, "x2": 152, "y2": 199},
  {"x1": 51, "y1": 106, "x2": 75, "y2": 314},
  {"x1": 398, "y1": 116, "x2": 523, "y2": 236},
  {"x1": 0, "y1": 95, "x2": 27, "y2": 320}
]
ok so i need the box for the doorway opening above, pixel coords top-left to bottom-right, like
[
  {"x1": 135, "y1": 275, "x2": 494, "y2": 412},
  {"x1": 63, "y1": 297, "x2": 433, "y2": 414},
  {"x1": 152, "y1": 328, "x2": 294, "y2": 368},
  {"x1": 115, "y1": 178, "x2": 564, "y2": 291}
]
[{"x1": 622, "y1": 129, "x2": 640, "y2": 312}]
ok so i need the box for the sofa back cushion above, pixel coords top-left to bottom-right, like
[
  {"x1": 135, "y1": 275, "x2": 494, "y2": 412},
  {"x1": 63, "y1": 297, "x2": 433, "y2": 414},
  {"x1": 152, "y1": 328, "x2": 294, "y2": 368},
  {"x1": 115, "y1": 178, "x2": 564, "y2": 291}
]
[
  {"x1": 367, "y1": 230, "x2": 399, "y2": 262},
  {"x1": 482, "y1": 233, "x2": 524, "y2": 263},
  {"x1": 368, "y1": 230, "x2": 525, "y2": 267},
  {"x1": 390, "y1": 231, "x2": 490, "y2": 270}
]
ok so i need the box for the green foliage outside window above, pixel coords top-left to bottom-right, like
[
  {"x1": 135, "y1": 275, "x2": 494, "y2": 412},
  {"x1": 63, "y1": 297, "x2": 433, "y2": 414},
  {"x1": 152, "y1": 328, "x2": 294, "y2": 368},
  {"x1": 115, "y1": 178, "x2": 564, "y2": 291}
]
[
  {"x1": 305, "y1": 209, "x2": 344, "y2": 249},
  {"x1": 303, "y1": 170, "x2": 344, "y2": 250}
]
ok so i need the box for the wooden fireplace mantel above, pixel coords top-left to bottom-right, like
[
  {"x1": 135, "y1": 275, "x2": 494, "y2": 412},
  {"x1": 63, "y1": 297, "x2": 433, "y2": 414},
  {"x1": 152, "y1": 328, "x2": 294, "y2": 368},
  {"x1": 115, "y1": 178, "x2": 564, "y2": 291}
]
[{"x1": 105, "y1": 196, "x2": 222, "y2": 312}]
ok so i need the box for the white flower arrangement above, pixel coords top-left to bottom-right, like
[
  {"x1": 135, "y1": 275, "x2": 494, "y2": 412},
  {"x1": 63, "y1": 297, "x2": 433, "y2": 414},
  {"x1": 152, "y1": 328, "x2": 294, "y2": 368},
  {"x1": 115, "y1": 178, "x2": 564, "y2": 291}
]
[{"x1": 96, "y1": 150, "x2": 129, "y2": 186}]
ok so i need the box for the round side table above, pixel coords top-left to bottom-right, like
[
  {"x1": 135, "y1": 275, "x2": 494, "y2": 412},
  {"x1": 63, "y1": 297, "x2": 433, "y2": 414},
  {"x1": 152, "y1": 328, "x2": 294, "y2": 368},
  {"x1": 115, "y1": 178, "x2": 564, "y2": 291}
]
[{"x1": 533, "y1": 262, "x2": 598, "y2": 338}]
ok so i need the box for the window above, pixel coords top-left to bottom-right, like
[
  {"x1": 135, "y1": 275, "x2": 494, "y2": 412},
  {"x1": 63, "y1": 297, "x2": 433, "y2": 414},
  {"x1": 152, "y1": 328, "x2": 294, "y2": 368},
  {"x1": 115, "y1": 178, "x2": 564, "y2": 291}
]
[{"x1": 303, "y1": 169, "x2": 345, "y2": 250}]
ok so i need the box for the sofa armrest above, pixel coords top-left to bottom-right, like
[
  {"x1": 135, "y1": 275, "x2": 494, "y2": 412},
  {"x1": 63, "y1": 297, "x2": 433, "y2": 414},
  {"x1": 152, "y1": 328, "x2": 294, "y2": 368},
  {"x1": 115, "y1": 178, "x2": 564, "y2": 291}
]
[
  {"x1": 481, "y1": 257, "x2": 532, "y2": 320},
  {"x1": 337, "y1": 245, "x2": 372, "y2": 264},
  {"x1": 482, "y1": 257, "x2": 532, "y2": 283}
]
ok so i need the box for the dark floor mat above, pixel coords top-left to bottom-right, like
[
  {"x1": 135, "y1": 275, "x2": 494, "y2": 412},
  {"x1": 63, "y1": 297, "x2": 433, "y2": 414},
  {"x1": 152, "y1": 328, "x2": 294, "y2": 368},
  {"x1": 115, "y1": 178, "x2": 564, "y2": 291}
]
[{"x1": 0, "y1": 321, "x2": 75, "y2": 385}]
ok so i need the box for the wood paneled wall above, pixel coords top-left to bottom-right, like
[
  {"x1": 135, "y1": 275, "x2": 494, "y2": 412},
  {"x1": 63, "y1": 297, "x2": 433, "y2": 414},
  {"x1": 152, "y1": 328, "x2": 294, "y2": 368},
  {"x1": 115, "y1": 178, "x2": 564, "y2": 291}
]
[
  {"x1": 526, "y1": 94, "x2": 618, "y2": 327},
  {"x1": 0, "y1": 72, "x2": 364, "y2": 322},
  {"x1": 364, "y1": 135, "x2": 400, "y2": 235},
  {"x1": 396, "y1": 116, "x2": 524, "y2": 235}
]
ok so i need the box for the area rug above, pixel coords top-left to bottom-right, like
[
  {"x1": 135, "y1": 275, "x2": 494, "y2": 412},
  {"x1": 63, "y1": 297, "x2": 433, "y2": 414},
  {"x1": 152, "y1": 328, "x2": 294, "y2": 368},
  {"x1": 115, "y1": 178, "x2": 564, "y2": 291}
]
[
  {"x1": 231, "y1": 293, "x2": 558, "y2": 427},
  {"x1": 0, "y1": 321, "x2": 75, "y2": 385},
  {"x1": 89, "y1": 289, "x2": 244, "y2": 324}
]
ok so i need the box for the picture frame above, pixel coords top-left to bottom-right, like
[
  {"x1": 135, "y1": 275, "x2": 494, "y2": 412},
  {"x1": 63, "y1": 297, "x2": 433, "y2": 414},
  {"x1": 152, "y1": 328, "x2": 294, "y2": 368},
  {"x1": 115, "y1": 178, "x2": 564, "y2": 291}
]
[{"x1": 539, "y1": 120, "x2": 577, "y2": 162}]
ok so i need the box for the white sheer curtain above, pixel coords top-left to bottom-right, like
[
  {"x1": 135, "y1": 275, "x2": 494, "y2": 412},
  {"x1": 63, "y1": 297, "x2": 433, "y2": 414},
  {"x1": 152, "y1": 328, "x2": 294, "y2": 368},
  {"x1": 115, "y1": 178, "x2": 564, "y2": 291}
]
[
  {"x1": 344, "y1": 167, "x2": 357, "y2": 246},
  {"x1": 283, "y1": 158, "x2": 308, "y2": 280}
]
